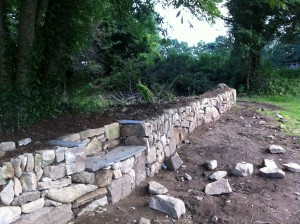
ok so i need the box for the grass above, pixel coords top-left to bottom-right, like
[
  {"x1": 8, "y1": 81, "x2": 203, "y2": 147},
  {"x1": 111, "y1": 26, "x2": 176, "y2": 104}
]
[{"x1": 250, "y1": 95, "x2": 300, "y2": 136}]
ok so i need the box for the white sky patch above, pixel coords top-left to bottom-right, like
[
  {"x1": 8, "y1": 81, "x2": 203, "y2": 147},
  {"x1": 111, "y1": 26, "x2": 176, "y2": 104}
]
[{"x1": 156, "y1": 3, "x2": 229, "y2": 46}]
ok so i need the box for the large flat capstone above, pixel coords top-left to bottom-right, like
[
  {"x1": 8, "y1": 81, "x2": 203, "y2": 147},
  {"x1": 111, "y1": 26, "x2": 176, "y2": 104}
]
[{"x1": 85, "y1": 146, "x2": 146, "y2": 172}]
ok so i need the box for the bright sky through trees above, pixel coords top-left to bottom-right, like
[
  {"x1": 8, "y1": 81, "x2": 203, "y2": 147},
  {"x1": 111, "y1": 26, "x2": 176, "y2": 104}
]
[{"x1": 156, "y1": 3, "x2": 228, "y2": 45}]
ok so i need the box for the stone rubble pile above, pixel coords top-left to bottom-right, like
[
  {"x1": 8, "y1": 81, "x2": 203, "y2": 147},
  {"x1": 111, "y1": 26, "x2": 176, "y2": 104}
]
[{"x1": 0, "y1": 88, "x2": 237, "y2": 223}]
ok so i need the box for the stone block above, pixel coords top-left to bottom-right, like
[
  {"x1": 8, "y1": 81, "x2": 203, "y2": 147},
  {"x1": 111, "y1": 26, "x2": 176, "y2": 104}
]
[
  {"x1": 37, "y1": 150, "x2": 55, "y2": 167},
  {"x1": 149, "y1": 181, "x2": 168, "y2": 195},
  {"x1": 232, "y1": 162, "x2": 253, "y2": 177},
  {"x1": 12, "y1": 191, "x2": 41, "y2": 206},
  {"x1": 205, "y1": 160, "x2": 217, "y2": 171},
  {"x1": 14, "y1": 177, "x2": 22, "y2": 196},
  {"x1": 34, "y1": 154, "x2": 42, "y2": 172},
  {"x1": 37, "y1": 178, "x2": 71, "y2": 190},
  {"x1": 66, "y1": 161, "x2": 85, "y2": 175},
  {"x1": 95, "y1": 169, "x2": 113, "y2": 187},
  {"x1": 73, "y1": 187, "x2": 107, "y2": 208},
  {"x1": 124, "y1": 136, "x2": 149, "y2": 146},
  {"x1": 72, "y1": 171, "x2": 95, "y2": 184},
  {"x1": 121, "y1": 157, "x2": 135, "y2": 174},
  {"x1": 85, "y1": 137, "x2": 102, "y2": 155},
  {"x1": 15, "y1": 203, "x2": 73, "y2": 224},
  {"x1": 0, "y1": 180, "x2": 14, "y2": 205},
  {"x1": 43, "y1": 163, "x2": 66, "y2": 180},
  {"x1": 65, "y1": 147, "x2": 86, "y2": 175},
  {"x1": 205, "y1": 178, "x2": 232, "y2": 195},
  {"x1": 134, "y1": 152, "x2": 146, "y2": 186},
  {"x1": 0, "y1": 206, "x2": 21, "y2": 224},
  {"x1": 79, "y1": 128, "x2": 104, "y2": 140},
  {"x1": 269, "y1": 145, "x2": 285, "y2": 154},
  {"x1": 2, "y1": 162, "x2": 14, "y2": 179},
  {"x1": 113, "y1": 169, "x2": 122, "y2": 180},
  {"x1": 54, "y1": 147, "x2": 66, "y2": 163},
  {"x1": 59, "y1": 133, "x2": 80, "y2": 142},
  {"x1": 21, "y1": 198, "x2": 45, "y2": 214},
  {"x1": 165, "y1": 153, "x2": 183, "y2": 171},
  {"x1": 105, "y1": 123, "x2": 120, "y2": 139},
  {"x1": 0, "y1": 141, "x2": 16, "y2": 151},
  {"x1": 46, "y1": 184, "x2": 98, "y2": 203},
  {"x1": 120, "y1": 124, "x2": 145, "y2": 137},
  {"x1": 107, "y1": 139, "x2": 120, "y2": 150},
  {"x1": 149, "y1": 195, "x2": 186, "y2": 219},
  {"x1": 20, "y1": 172, "x2": 37, "y2": 192},
  {"x1": 146, "y1": 146, "x2": 156, "y2": 165},
  {"x1": 107, "y1": 174, "x2": 132, "y2": 203}
]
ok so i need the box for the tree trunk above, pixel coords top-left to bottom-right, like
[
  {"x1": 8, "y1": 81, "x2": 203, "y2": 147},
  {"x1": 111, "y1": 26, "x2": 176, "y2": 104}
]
[
  {"x1": 15, "y1": 0, "x2": 38, "y2": 90},
  {"x1": 0, "y1": 0, "x2": 10, "y2": 89}
]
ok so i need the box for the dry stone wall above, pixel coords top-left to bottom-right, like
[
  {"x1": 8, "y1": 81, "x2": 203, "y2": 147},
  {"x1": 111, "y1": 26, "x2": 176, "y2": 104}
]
[{"x1": 0, "y1": 87, "x2": 236, "y2": 224}]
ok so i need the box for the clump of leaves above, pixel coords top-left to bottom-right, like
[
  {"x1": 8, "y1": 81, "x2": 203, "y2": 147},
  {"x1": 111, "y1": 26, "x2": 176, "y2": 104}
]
[{"x1": 136, "y1": 80, "x2": 154, "y2": 103}]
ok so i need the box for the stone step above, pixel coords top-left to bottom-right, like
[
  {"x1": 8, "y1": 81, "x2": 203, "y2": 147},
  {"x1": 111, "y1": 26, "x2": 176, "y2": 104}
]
[{"x1": 85, "y1": 146, "x2": 146, "y2": 172}]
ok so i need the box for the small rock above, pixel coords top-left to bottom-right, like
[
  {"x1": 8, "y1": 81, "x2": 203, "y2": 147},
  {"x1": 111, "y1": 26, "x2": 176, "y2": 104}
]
[
  {"x1": 14, "y1": 177, "x2": 22, "y2": 197},
  {"x1": 240, "y1": 116, "x2": 244, "y2": 120},
  {"x1": 0, "y1": 206, "x2": 21, "y2": 224},
  {"x1": 196, "y1": 196, "x2": 203, "y2": 201},
  {"x1": 258, "y1": 120, "x2": 267, "y2": 125},
  {"x1": 206, "y1": 160, "x2": 217, "y2": 171},
  {"x1": 259, "y1": 167, "x2": 285, "y2": 178},
  {"x1": 72, "y1": 171, "x2": 95, "y2": 184},
  {"x1": 149, "y1": 181, "x2": 168, "y2": 195},
  {"x1": 283, "y1": 162, "x2": 300, "y2": 172},
  {"x1": 149, "y1": 195, "x2": 186, "y2": 219},
  {"x1": 205, "y1": 178, "x2": 232, "y2": 195},
  {"x1": 232, "y1": 162, "x2": 253, "y2": 177},
  {"x1": 77, "y1": 196, "x2": 108, "y2": 216},
  {"x1": 138, "y1": 217, "x2": 151, "y2": 224},
  {"x1": 21, "y1": 198, "x2": 45, "y2": 213},
  {"x1": 266, "y1": 135, "x2": 275, "y2": 140},
  {"x1": 276, "y1": 114, "x2": 283, "y2": 119},
  {"x1": 244, "y1": 124, "x2": 251, "y2": 128},
  {"x1": 184, "y1": 173, "x2": 192, "y2": 181},
  {"x1": 18, "y1": 138, "x2": 32, "y2": 147},
  {"x1": 0, "y1": 142, "x2": 16, "y2": 152},
  {"x1": 263, "y1": 159, "x2": 278, "y2": 169},
  {"x1": 269, "y1": 145, "x2": 285, "y2": 154},
  {"x1": 0, "y1": 180, "x2": 15, "y2": 205},
  {"x1": 209, "y1": 171, "x2": 228, "y2": 181},
  {"x1": 45, "y1": 199, "x2": 62, "y2": 207},
  {"x1": 212, "y1": 216, "x2": 218, "y2": 222},
  {"x1": 12, "y1": 191, "x2": 41, "y2": 206},
  {"x1": 165, "y1": 153, "x2": 183, "y2": 171}
]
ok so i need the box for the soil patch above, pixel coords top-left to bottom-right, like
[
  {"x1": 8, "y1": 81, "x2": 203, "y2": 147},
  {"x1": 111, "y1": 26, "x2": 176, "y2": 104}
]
[{"x1": 75, "y1": 101, "x2": 300, "y2": 224}]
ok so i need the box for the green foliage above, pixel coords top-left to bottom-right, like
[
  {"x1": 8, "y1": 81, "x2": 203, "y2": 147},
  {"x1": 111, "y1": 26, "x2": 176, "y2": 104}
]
[{"x1": 136, "y1": 80, "x2": 154, "y2": 103}]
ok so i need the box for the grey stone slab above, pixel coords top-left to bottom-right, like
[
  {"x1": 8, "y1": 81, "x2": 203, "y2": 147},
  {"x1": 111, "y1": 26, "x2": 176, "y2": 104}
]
[
  {"x1": 165, "y1": 152, "x2": 183, "y2": 171},
  {"x1": 85, "y1": 146, "x2": 146, "y2": 172},
  {"x1": 119, "y1": 120, "x2": 145, "y2": 125},
  {"x1": 48, "y1": 140, "x2": 86, "y2": 148}
]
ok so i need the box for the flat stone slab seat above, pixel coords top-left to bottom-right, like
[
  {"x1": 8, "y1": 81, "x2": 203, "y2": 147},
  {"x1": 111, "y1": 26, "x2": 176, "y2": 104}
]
[
  {"x1": 85, "y1": 146, "x2": 146, "y2": 171},
  {"x1": 48, "y1": 140, "x2": 87, "y2": 148}
]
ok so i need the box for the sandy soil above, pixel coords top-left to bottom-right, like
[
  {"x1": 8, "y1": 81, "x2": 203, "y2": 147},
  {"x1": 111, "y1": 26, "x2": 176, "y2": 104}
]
[{"x1": 74, "y1": 101, "x2": 300, "y2": 224}]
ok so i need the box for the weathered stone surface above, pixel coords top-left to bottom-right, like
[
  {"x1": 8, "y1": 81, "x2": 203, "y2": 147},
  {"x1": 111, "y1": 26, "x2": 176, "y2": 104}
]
[
  {"x1": 18, "y1": 138, "x2": 31, "y2": 147},
  {"x1": 0, "y1": 180, "x2": 14, "y2": 205},
  {"x1": 124, "y1": 136, "x2": 148, "y2": 146},
  {"x1": 18, "y1": 155, "x2": 27, "y2": 171},
  {"x1": 149, "y1": 181, "x2": 168, "y2": 195},
  {"x1": 232, "y1": 162, "x2": 254, "y2": 177},
  {"x1": 205, "y1": 178, "x2": 232, "y2": 195},
  {"x1": 0, "y1": 141, "x2": 16, "y2": 152},
  {"x1": 206, "y1": 160, "x2": 217, "y2": 171},
  {"x1": 65, "y1": 147, "x2": 86, "y2": 175},
  {"x1": 121, "y1": 157, "x2": 135, "y2": 173},
  {"x1": 12, "y1": 191, "x2": 41, "y2": 206},
  {"x1": 38, "y1": 150, "x2": 56, "y2": 167},
  {"x1": 0, "y1": 206, "x2": 21, "y2": 224},
  {"x1": 269, "y1": 145, "x2": 285, "y2": 154},
  {"x1": 21, "y1": 198, "x2": 45, "y2": 214},
  {"x1": 146, "y1": 162, "x2": 159, "y2": 177},
  {"x1": 24, "y1": 153, "x2": 34, "y2": 172},
  {"x1": 11, "y1": 158, "x2": 22, "y2": 178},
  {"x1": 165, "y1": 153, "x2": 183, "y2": 171},
  {"x1": 113, "y1": 169, "x2": 122, "y2": 180},
  {"x1": 128, "y1": 169, "x2": 136, "y2": 188},
  {"x1": 120, "y1": 124, "x2": 146, "y2": 137},
  {"x1": 107, "y1": 174, "x2": 132, "y2": 203},
  {"x1": 184, "y1": 173, "x2": 192, "y2": 181},
  {"x1": 14, "y1": 177, "x2": 22, "y2": 196},
  {"x1": 263, "y1": 159, "x2": 278, "y2": 169},
  {"x1": 95, "y1": 169, "x2": 113, "y2": 187},
  {"x1": 134, "y1": 152, "x2": 146, "y2": 186},
  {"x1": 37, "y1": 178, "x2": 71, "y2": 190},
  {"x1": 54, "y1": 147, "x2": 66, "y2": 163},
  {"x1": 105, "y1": 123, "x2": 120, "y2": 139},
  {"x1": 138, "y1": 217, "x2": 151, "y2": 224},
  {"x1": 209, "y1": 171, "x2": 228, "y2": 181},
  {"x1": 77, "y1": 196, "x2": 108, "y2": 216},
  {"x1": 34, "y1": 154, "x2": 42, "y2": 172},
  {"x1": 72, "y1": 171, "x2": 95, "y2": 184},
  {"x1": 259, "y1": 167, "x2": 285, "y2": 178},
  {"x1": 73, "y1": 187, "x2": 107, "y2": 208},
  {"x1": 45, "y1": 199, "x2": 62, "y2": 207},
  {"x1": 149, "y1": 195, "x2": 186, "y2": 219},
  {"x1": 146, "y1": 146, "x2": 156, "y2": 165},
  {"x1": 59, "y1": 133, "x2": 81, "y2": 142},
  {"x1": 15, "y1": 204, "x2": 73, "y2": 224},
  {"x1": 283, "y1": 162, "x2": 300, "y2": 172},
  {"x1": 46, "y1": 184, "x2": 98, "y2": 203},
  {"x1": 43, "y1": 163, "x2": 66, "y2": 181},
  {"x1": 3, "y1": 162, "x2": 14, "y2": 179},
  {"x1": 80, "y1": 128, "x2": 104, "y2": 140},
  {"x1": 20, "y1": 172, "x2": 37, "y2": 192},
  {"x1": 85, "y1": 137, "x2": 102, "y2": 155},
  {"x1": 112, "y1": 162, "x2": 121, "y2": 170}
]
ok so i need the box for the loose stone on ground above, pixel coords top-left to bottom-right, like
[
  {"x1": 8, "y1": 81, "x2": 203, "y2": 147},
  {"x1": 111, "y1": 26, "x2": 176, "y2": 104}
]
[
  {"x1": 269, "y1": 145, "x2": 285, "y2": 154},
  {"x1": 148, "y1": 181, "x2": 168, "y2": 195},
  {"x1": 209, "y1": 171, "x2": 227, "y2": 181},
  {"x1": 205, "y1": 160, "x2": 217, "y2": 171},
  {"x1": 232, "y1": 162, "x2": 253, "y2": 177},
  {"x1": 205, "y1": 178, "x2": 232, "y2": 195},
  {"x1": 283, "y1": 162, "x2": 300, "y2": 172}
]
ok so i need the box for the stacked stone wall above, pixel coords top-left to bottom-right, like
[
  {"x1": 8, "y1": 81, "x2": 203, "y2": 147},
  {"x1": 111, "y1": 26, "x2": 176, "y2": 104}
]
[{"x1": 0, "y1": 88, "x2": 236, "y2": 224}]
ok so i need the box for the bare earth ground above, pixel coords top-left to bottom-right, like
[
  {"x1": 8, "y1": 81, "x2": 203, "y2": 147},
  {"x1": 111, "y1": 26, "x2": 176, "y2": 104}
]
[{"x1": 75, "y1": 101, "x2": 300, "y2": 224}]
